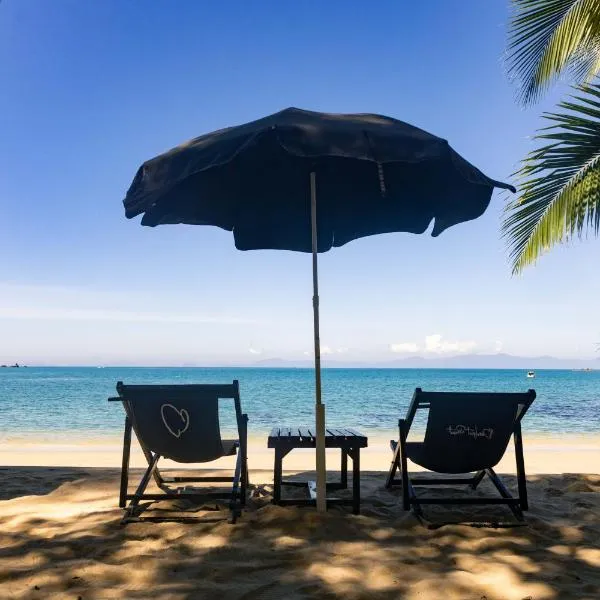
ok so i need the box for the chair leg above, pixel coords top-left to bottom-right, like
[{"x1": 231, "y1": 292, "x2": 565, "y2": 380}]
[
  {"x1": 240, "y1": 457, "x2": 248, "y2": 507},
  {"x1": 513, "y1": 423, "x2": 528, "y2": 511},
  {"x1": 239, "y1": 415, "x2": 249, "y2": 507},
  {"x1": 399, "y1": 421, "x2": 410, "y2": 510},
  {"x1": 123, "y1": 401, "x2": 165, "y2": 490},
  {"x1": 136, "y1": 441, "x2": 165, "y2": 489},
  {"x1": 406, "y1": 479, "x2": 423, "y2": 518},
  {"x1": 470, "y1": 470, "x2": 486, "y2": 490},
  {"x1": 126, "y1": 452, "x2": 160, "y2": 516},
  {"x1": 401, "y1": 462, "x2": 410, "y2": 511},
  {"x1": 486, "y1": 467, "x2": 524, "y2": 521},
  {"x1": 341, "y1": 448, "x2": 348, "y2": 489},
  {"x1": 119, "y1": 416, "x2": 132, "y2": 508},
  {"x1": 386, "y1": 441, "x2": 400, "y2": 489},
  {"x1": 386, "y1": 419, "x2": 403, "y2": 489},
  {"x1": 229, "y1": 450, "x2": 243, "y2": 524}
]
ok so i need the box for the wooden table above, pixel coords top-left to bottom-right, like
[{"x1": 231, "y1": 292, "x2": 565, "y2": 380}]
[{"x1": 267, "y1": 426, "x2": 368, "y2": 514}]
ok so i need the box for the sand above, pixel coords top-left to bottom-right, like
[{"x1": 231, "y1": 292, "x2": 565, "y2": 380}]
[
  {"x1": 2, "y1": 434, "x2": 599, "y2": 473},
  {"x1": 0, "y1": 451, "x2": 599, "y2": 599}
]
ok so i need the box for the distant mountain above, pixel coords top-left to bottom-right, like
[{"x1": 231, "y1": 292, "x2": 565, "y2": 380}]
[
  {"x1": 252, "y1": 358, "x2": 298, "y2": 367},
  {"x1": 387, "y1": 353, "x2": 600, "y2": 369},
  {"x1": 250, "y1": 353, "x2": 600, "y2": 369},
  {"x1": 23, "y1": 354, "x2": 599, "y2": 369}
]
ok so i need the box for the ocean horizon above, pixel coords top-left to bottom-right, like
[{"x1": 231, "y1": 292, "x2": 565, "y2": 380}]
[{"x1": 2, "y1": 367, "x2": 599, "y2": 444}]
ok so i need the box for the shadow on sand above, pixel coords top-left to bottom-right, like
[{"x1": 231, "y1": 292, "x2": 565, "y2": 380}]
[{"x1": 0, "y1": 467, "x2": 598, "y2": 599}]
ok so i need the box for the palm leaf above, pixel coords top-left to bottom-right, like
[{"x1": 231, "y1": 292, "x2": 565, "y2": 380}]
[
  {"x1": 503, "y1": 83, "x2": 600, "y2": 273},
  {"x1": 507, "y1": 0, "x2": 600, "y2": 104}
]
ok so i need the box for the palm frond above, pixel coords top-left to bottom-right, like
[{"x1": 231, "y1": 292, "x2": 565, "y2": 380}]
[
  {"x1": 507, "y1": 0, "x2": 600, "y2": 104},
  {"x1": 503, "y1": 83, "x2": 600, "y2": 273}
]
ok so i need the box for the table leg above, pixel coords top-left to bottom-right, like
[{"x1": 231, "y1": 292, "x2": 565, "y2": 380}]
[
  {"x1": 352, "y1": 447, "x2": 360, "y2": 515},
  {"x1": 273, "y1": 447, "x2": 283, "y2": 504},
  {"x1": 341, "y1": 448, "x2": 348, "y2": 488}
]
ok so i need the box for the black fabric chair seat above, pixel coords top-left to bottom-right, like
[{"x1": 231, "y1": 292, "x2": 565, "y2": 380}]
[
  {"x1": 404, "y1": 442, "x2": 471, "y2": 474},
  {"x1": 405, "y1": 440, "x2": 503, "y2": 474},
  {"x1": 221, "y1": 440, "x2": 239, "y2": 456},
  {"x1": 404, "y1": 442, "x2": 428, "y2": 470}
]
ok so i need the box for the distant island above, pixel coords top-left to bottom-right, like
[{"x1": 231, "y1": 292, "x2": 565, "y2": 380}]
[
  {"x1": 5, "y1": 354, "x2": 598, "y2": 369},
  {"x1": 0, "y1": 363, "x2": 26, "y2": 368},
  {"x1": 249, "y1": 353, "x2": 600, "y2": 370}
]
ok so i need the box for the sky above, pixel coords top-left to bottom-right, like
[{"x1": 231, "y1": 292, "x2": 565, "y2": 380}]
[{"x1": 1, "y1": 0, "x2": 599, "y2": 366}]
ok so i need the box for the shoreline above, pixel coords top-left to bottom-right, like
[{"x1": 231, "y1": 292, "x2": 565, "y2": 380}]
[
  {"x1": 3, "y1": 430, "x2": 599, "y2": 444},
  {"x1": 2, "y1": 433, "x2": 598, "y2": 473}
]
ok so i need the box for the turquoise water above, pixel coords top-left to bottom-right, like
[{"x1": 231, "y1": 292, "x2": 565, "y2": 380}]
[{"x1": 1, "y1": 367, "x2": 599, "y2": 442}]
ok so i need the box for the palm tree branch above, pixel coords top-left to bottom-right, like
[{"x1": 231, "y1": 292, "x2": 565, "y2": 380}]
[
  {"x1": 507, "y1": 0, "x2": 600, "y2": 104},
  {"x1": 503, "y1": 84, "x2": 600, "y2": 272}
]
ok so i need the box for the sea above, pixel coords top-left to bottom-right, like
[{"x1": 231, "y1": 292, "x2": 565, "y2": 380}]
[{"x1": 1, "y1": 367, "x2": 599, "y2": 443}]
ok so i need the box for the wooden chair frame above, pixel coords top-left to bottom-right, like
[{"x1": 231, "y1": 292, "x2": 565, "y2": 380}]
[
  {"x1": 109, "y1": 380, "x2": 248, "y2": 523},
  {"x1": 386, "y1": 388, "x2": 536, "y2": 522}
]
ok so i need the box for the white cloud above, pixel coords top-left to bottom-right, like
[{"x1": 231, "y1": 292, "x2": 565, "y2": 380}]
[
  {"x1": 248, "y1": 347, "x2": 262, "y2": 355},
  {"x1": 494, "y1": 340, "x2": 504, "y2": 352},
  {"x1": 390, "y1": 335, "x2": 477, "y2": 355},
  {"x1": 389, "y1": 342, "x2": 420, "y2": 353},
  {"x1": 303, "y1": 345, "x2": 341, "y2": 356},
  {"x1": 424, "y1": 334, "x2": 477, "y2": 354}
]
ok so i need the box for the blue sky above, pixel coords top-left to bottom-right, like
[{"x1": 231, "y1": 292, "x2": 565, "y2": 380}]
[{"x1": 1, "y1": 0, "x2": 599, "y2": 365}]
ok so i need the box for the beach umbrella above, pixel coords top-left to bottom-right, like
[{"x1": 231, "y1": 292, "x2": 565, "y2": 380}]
[{"x1": 123, "y1": 107, "x2": 514, "y2": 512}]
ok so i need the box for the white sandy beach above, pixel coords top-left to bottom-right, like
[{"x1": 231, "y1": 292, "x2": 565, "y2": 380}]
[
  {"x1": 1, "y1": 436, "x2": 599, "y2": 599},
  {"x1": 2, "y1": 433, "x2": 599, "y2": 474}
]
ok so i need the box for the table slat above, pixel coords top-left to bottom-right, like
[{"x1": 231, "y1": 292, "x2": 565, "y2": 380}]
[
  {"x1": 269, "y1": 425, "x2": 366, "y2": 445},
  {"x1": 298, "y1": 427, "x2": 313, "y2": 439},
  {"x1": 332, "y1": 428, "x2": 349, "y2": 438},
  {"x1": 342, "y1": 427, "x2": 367, "y2": 438}
]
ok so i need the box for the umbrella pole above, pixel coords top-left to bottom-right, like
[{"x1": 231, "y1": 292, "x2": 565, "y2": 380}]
[{"x1": 310, "y1": 171, "x2": 327, "y2": 513}]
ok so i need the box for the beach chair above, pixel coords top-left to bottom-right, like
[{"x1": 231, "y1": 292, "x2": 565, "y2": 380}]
[
  {"x1": 386, "y1": 388, "x2": 536, "y2": 521},
  {"x1": 109, "y1": 380, "x2": 248, "y2": 523}
]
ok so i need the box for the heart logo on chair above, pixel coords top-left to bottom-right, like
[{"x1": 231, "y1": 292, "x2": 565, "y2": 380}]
[{"x1": 160, "y1": 404, "x2": 190, "y2": 439}]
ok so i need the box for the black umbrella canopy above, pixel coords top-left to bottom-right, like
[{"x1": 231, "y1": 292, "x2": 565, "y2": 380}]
[{"x1": 124, "y1": 107, "x2": 514, "y2": 252}]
